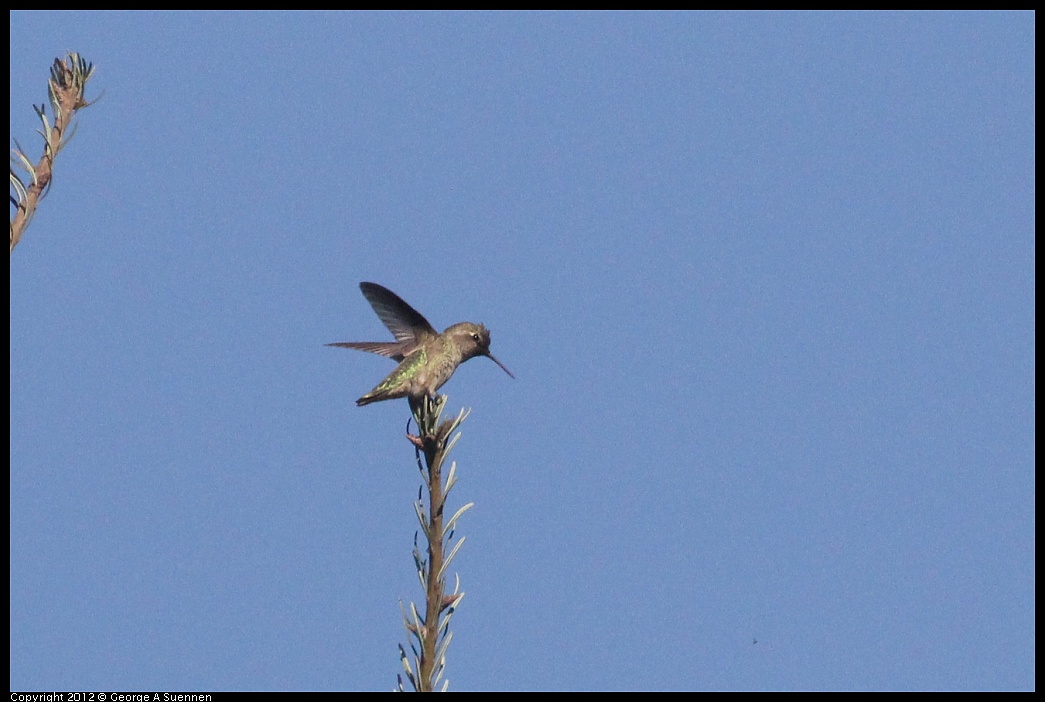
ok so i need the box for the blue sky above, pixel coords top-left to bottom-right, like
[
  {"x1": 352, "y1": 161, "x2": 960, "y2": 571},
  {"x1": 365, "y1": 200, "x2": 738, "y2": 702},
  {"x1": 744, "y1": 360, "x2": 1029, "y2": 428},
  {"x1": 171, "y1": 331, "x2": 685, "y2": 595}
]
[{"x1": 9, "y1": 11, "x2": 1034, "y2": 692}]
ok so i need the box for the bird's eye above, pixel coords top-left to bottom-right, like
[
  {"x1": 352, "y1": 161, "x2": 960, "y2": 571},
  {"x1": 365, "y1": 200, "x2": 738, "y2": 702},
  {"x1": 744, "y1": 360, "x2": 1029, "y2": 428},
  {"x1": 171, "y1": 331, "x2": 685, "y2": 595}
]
[{"x1": 472, "y1": 333, "x2": 480, "y2": 341}]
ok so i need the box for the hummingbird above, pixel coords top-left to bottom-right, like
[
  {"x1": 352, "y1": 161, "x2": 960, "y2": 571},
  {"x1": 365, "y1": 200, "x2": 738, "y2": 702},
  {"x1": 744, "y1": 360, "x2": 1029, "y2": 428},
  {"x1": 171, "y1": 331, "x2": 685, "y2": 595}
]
[{"x1": 328, "y1": 282, "x2": 514, "y2": 406}]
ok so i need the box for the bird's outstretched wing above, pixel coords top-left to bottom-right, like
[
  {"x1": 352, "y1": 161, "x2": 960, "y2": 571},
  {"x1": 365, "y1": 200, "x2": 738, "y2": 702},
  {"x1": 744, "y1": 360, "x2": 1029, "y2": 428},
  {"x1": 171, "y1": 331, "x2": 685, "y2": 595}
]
[
  {"x1": 359, "y1": 282, "x2": 438, "y2": 344},
  {"x1": 326, "y1": 282, "x2": 439, "y2": 360}
]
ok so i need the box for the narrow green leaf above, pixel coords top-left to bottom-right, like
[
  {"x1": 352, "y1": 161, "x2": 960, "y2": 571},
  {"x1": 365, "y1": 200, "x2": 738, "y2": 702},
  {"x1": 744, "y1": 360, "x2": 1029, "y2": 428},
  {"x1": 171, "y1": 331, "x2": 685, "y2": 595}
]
[{"x1": 444, "y1": 502, "x2": 473, "y2": 536}]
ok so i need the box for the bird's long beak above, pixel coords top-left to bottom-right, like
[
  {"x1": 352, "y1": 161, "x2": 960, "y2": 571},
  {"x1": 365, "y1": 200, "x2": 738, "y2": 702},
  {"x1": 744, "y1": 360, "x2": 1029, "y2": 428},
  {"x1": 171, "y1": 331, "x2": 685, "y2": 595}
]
[{"x1": 486, "y1": 352, "x2": 515, "y2": 379}]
